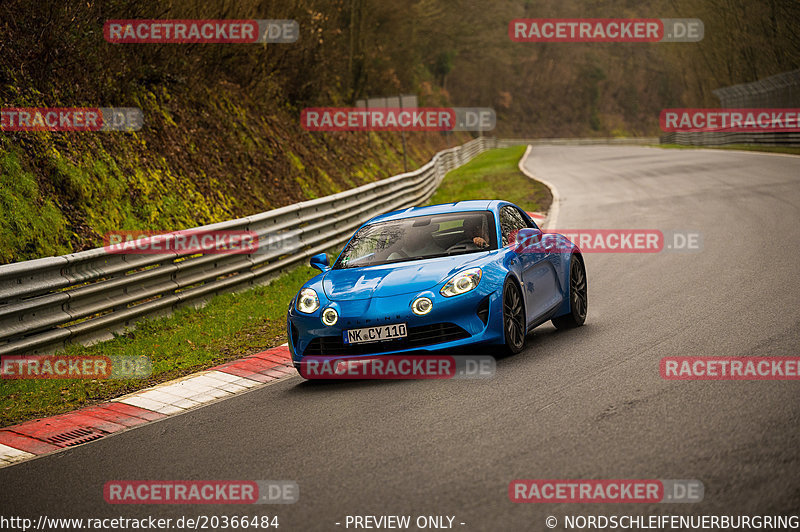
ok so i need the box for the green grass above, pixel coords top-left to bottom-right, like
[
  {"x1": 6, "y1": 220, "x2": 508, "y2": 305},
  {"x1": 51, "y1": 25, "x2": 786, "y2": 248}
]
[
  {"x1": 428, "y1": 145, "x2": 552, "y2": 211},
  {"x1": 656, "y1": 144, "x2": 800, "y2": 156},
  {"x1": 0, "y1": 146, "x2": 550, "y2": 426}
]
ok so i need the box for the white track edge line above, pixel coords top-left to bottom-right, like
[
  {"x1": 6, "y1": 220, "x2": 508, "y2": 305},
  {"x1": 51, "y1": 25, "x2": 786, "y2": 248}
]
[{"x1": 519, "y1": 144, "x2": 560, "y2": 230}]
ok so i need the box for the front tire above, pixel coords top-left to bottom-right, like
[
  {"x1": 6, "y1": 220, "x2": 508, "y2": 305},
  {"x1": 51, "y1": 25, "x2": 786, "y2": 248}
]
[
  {"x1": 502, "y1": 278, "x2": 526, "y2": 354},
  {"x1": 552, "y1": 253, "x2": 587, "y2": 330}
]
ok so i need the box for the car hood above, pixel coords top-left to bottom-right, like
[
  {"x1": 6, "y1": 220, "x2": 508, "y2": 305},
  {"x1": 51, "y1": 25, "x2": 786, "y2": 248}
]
[{"x1": 322, "y1": 254, "x2": 487, "y2": 301}]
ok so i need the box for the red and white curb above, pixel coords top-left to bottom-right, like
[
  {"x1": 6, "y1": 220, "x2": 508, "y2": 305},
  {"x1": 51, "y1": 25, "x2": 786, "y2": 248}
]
[
  {"x1": 527, "y1": 211, "x2": 547, "y2": 226},
  {"x1": 0, "y1": 345, "x2": 297, "y2": 468}
]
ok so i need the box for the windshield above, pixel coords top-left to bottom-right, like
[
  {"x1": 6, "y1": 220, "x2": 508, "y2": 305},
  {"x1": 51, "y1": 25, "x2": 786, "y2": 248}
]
[{"x1": 333, "y1": 211, "x2": 497, "y2": 269}]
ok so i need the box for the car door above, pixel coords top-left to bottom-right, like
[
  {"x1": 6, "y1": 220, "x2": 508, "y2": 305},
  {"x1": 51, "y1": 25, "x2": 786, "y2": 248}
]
[{"x1": 500, "y1": 206, "x2": 560, "y2": 322}]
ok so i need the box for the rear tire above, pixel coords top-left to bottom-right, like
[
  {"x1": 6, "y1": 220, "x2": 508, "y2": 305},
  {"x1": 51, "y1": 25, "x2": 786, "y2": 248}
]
[
  {"x1": 552, "y1": 254, "x2": 587, "y2": 330},
  {"x1": 502, "y1": 278, "x2": 526, "y2": 354}
]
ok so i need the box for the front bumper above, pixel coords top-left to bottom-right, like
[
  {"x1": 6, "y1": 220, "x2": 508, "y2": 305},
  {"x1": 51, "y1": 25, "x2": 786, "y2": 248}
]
[{"x1": 287, "y1": 284, "x2": 504, "y2": 364}]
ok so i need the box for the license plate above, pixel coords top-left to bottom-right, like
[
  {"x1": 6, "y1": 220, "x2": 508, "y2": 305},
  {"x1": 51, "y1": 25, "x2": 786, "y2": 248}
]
[{"x1": 343, "y1": 323, "x2": 408, "y2": 344}]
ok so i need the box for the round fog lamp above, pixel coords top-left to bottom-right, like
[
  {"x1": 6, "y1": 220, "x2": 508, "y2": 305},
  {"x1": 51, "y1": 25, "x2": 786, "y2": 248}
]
[
  {"x1": 322, "y1": 307, "x2": 338, "y2": 326},
  {"x1": 412, "y1": 297, "x2": 433, "y2": 316}
]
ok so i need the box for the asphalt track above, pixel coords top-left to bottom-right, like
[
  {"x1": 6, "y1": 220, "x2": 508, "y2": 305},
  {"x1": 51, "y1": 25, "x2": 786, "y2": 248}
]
[{"x1": 2, "y1": 145, "x2": 799, "y2": 531}]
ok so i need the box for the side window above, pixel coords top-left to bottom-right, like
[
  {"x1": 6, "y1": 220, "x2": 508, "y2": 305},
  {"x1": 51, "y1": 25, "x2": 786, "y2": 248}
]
[{"x1": 500, "y1": 206, "x2": 530, "y2": 246}]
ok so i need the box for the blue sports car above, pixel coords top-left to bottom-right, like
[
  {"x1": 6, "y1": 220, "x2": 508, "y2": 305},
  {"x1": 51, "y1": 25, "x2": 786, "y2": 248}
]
[{"x1": 287, "y1": 200, "x2": 586, "y2": 374}]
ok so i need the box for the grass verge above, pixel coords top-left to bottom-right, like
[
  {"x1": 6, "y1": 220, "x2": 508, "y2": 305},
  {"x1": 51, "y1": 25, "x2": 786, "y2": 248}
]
[
  {"x1": 428, "y1": 145, "x2": 552, "y2": 211},
  {"x1": 0, "y1": 145, "x2": 549, "y2": 427}
]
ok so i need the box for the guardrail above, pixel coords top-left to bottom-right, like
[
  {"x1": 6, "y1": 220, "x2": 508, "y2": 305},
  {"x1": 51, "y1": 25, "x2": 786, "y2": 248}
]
[
  {"x1": 660, "y1": 131, "x2": 800, "y2": 146},
  {"x1": 0, "y1": 136, "x2": 495, "y2": 357},
  {"x1": 497, "y1": 137, "x2": 658, "y2": 147}
]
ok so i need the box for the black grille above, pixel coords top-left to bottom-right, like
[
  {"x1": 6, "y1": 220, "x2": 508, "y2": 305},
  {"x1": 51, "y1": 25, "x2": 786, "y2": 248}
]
[
  {"x1": 291, "y1": 324, "x2": 300, "y2": 351},
  {"x1": 476, "y1": 295, "x2": 490, "y2": 325},
  {"x1": 303, "y1": 323, "x2": 470, "y2": 356}
]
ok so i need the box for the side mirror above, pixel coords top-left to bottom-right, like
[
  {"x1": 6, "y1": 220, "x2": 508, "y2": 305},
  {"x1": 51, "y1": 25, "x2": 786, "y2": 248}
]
[
  {"x1": 513, "y1": 228, "x2": 542, "y2": 252},
  {"x1": 310, "y1": 252, "x2": 330, "y2": 272}
]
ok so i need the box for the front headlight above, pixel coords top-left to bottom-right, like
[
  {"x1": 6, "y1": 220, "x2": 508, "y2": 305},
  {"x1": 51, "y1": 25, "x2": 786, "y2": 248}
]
[
  {"x1": 440, "y1": 267, "x2": 482, "y2": 297},
  {"x1": 296, "y1": 288, "x2": 320, "y2": 313}
]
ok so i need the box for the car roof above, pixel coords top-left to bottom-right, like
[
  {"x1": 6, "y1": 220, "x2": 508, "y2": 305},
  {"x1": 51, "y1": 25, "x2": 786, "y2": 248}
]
[{"x1": 366, "y1": 200, "x2": 502, "y2": 224}]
